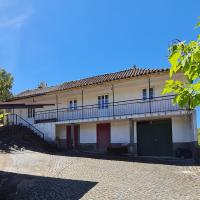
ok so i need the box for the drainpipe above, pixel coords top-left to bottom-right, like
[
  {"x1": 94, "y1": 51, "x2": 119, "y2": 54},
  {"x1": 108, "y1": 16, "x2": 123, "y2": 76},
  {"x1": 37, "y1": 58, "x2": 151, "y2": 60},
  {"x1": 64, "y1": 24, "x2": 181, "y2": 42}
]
[
  {"x1": 82, "y1": 90, "x2": 84, "y2": 119},
  {"x1": 33, "y1": 97, "x2": 35, "y2": 121},
  {"x1": 56, "y1": 94, "x2": 59, "y2": 121},
  {"x1": 12, "y1": 108, "x2": 15, "y2": 125},
  {"x1": 112, "y1": 85, "x2": 115, "y2": 117},
  {"x1": 148, "y1": 77, "x2": 151, "y2": 114}
]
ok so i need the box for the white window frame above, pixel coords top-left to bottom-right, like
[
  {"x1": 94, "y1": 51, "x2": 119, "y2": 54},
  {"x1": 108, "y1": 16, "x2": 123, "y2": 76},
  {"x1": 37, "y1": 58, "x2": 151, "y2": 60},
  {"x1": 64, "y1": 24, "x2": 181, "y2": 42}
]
[
  {"x1": 28, "y1": 108, "x2": 35, "y2": 118},
  {"x1": 142, "y1": 89, "x2": 147, "y2": 100},
  {"x1": 69, "y1": 99, "x2": 78, "y2": 110},
  {"x1": 98, "y1": 94, "x2": 109, "y2": 109},
  {"x1": 142, "y1": 88, "x2": 154, "y2": 100}
]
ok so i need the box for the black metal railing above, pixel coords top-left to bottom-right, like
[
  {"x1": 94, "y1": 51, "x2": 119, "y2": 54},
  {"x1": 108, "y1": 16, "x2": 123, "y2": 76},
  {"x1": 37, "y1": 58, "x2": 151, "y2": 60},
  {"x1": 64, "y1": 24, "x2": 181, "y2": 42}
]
[
  {"x1": 6, "y1": 114, "x2": 44, "y2": 139},
  {"x1": 34, "y1": 95, "x2": 183, "y2": 123}
]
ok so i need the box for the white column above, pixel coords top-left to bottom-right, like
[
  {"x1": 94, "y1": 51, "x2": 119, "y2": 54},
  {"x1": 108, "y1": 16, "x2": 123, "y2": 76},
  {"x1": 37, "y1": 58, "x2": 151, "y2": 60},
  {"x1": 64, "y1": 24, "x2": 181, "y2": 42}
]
[
  {"x1": 191, "y1": 110, "x2": 198, "y2": 143},
  {"x1": 134, "y1": 121, "x2": 137, "y2": 144}
]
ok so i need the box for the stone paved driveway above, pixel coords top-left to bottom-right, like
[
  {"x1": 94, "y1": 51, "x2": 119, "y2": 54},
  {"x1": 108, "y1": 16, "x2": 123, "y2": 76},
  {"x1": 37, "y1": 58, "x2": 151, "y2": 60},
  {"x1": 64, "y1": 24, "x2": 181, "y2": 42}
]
[{"x1": 0, "y1": 151, "x2": 200, "y2": 200}]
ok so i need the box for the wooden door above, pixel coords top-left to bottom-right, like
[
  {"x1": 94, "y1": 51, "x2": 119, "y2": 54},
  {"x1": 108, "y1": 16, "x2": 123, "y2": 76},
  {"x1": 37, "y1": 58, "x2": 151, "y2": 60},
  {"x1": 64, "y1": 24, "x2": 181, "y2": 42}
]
[
  {"x1": 66, "y1": 125, "x2": 72, "y2": 149},
  {"x1": 97, "y1": 123, "x2": 110, "y2": 151},
  {"x1": 74, "y1": 125, "x2": 79, "y2": 148}
]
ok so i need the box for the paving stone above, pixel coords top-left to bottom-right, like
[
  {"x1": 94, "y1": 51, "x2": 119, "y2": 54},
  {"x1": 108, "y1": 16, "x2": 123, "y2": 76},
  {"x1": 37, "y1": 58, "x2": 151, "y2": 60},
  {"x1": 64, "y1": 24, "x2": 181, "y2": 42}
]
[{"x1": 0, "y1": 151, "x2": 200, "y2": 200}]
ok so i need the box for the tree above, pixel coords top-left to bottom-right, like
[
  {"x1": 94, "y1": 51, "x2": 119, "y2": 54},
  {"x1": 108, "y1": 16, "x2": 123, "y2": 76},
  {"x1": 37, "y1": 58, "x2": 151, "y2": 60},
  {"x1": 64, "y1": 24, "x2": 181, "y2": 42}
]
[
  {"x1": 162, "y1": 20, "x2": 200, "y2": 109},
  {"x1": 0, "y1": 68, "x2": 13, "y2": 102}
]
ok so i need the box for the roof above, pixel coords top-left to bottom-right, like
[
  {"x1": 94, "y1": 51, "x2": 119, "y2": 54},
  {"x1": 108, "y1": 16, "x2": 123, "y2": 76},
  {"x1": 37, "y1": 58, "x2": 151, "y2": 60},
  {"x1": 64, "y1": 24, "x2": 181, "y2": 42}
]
[
  {"x1": 0, "y1": 102, "x2": 55, "y2": 109},
  {"x1": 11, "y1": 66, "x2": 169, "y2": 100}
]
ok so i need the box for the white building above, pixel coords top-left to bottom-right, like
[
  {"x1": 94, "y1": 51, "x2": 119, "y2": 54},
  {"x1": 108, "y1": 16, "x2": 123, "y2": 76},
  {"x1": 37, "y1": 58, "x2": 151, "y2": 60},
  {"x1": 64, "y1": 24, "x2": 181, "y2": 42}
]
[{"x1": 7, "y1": 67, "x2": 198, "y2": 157}]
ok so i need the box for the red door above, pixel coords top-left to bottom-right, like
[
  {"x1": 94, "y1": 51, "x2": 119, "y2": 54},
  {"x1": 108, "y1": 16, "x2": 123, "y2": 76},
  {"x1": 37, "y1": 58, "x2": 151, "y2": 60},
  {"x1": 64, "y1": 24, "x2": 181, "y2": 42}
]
[
  {"x1": 66, "y1": 125, "x2": 72, "y2": 148},
  {"x1": 74, "y1": 125, "x2": 79, "y2": 148},
  {"x1": 66, "y1": 125, "x2": 79, "y2": 149},
  {"x1": 97, "y1": 123, "x2": 111, "y2": 151}
]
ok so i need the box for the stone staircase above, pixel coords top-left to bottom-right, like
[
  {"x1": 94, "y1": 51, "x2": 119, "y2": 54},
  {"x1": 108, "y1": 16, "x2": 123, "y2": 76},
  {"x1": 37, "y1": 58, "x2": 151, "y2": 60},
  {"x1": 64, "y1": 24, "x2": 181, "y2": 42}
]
[{"x1": 0, "y1": 125, "x2": 56, "y2": 153}]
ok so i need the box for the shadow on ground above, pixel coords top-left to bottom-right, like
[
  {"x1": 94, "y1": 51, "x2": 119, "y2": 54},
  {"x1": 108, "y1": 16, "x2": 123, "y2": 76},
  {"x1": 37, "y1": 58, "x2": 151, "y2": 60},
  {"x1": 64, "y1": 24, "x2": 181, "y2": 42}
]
[{"x1": 0, "y1": 170, "x2": 97, "y2": 200}]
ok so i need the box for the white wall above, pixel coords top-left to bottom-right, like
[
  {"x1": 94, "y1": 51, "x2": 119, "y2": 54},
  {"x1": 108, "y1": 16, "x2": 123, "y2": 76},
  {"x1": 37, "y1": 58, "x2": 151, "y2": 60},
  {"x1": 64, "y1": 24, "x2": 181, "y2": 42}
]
[
  {"x1": 35, "y1": 122, "x2": 55, "y2": 141},
  {"x1": 56, "y1": 125, "x2": 66, "y2": 139},
  {"x1": 80, "y1": 123, "x2": 96, "y2": 143},
  {"x1": 10, "y1": 73, "x2": 184, "y2": 121},
  {"x1": 172, "y1": 115, "x2": 193, "y2": 143},
  {"x1": 111, "y1": 120, "x2": 130, "y2": 143}
]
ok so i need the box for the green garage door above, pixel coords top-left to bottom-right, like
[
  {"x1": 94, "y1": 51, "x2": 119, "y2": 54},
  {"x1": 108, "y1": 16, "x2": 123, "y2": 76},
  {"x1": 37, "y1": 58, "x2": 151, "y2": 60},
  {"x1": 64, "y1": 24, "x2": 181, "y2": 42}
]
[{"x1": 137, "y1": 119, "x2": 172, "y2": 156}]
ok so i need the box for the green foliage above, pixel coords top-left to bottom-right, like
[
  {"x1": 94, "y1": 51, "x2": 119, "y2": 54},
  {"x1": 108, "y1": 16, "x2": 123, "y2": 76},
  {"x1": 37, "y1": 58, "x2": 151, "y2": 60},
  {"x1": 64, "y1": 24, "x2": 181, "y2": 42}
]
[
  {"x1": 162, "y1": 20, "x2": 200, "y2": 109},
  {"x1": 0, "y1": 68, "x2": 13, "y2": 102}
]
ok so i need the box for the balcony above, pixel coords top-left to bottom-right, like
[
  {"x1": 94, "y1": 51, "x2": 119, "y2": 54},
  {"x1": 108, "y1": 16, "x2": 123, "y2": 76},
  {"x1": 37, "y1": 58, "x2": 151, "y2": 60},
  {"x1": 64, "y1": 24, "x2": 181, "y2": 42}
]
[{"x1": 34, "y1": 95, "x2": 186, "y2": 124}]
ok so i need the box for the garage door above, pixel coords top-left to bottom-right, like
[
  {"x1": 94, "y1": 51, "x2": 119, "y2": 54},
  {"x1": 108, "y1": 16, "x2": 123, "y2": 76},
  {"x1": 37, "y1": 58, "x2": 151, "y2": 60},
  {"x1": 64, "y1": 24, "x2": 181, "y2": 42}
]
[{"x1": 137, "y1": 119, "x2": 172, "y2": 156}]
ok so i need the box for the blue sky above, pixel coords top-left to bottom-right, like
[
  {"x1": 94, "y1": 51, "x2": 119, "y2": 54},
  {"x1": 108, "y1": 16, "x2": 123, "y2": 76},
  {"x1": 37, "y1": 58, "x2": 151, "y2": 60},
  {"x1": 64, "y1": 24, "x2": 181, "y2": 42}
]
[{"x1": 0, "y1": 0, "x2": 199, "y2": 127}]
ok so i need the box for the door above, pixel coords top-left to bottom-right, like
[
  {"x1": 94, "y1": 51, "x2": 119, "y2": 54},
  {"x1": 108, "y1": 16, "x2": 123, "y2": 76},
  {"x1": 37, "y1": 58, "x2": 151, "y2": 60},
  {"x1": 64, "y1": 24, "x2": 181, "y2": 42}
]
[
  {"x1": 74, "y1": 125, "x2": 79, "y2": 148},
  {"x1": 66, "y1": 125, "x2": 79, "y2": 149},
  {"x1": 66, "y1": 125, "x2": 72, "y2": 149},
  {"x1": 97, "y1": 123, "x2": 111, "y2": 151},
  {"x1": 137, "y1": 119, "x2": 172, "y2": 156}
]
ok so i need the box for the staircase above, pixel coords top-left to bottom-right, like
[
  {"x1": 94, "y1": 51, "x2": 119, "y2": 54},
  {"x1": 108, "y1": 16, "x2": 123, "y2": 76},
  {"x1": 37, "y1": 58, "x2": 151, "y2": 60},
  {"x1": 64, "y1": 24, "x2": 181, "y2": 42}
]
[
  {"x1": 6, "y1": 114, "x2": 44, "y2": 139},
  {"x1": 0, "y1": 114, "x2": 56, "y2": 153}
]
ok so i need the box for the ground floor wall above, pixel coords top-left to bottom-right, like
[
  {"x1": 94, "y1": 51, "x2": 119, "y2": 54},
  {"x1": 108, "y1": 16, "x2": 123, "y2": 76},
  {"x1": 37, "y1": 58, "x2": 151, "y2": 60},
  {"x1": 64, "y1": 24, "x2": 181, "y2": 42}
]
[
  {"x1": 35, "y1": 123, "x2": 55, "y2": 142},
  {"x1": 33, "y1": 113, "x2": 197, "y2": 156}
]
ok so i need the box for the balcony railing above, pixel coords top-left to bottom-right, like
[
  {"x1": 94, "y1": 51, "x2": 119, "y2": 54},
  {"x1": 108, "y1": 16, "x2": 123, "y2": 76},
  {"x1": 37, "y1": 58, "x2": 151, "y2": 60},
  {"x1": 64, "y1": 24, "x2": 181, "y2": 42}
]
[{"x1": 34, "y1": 95, "x2": 184, "y2": 123}]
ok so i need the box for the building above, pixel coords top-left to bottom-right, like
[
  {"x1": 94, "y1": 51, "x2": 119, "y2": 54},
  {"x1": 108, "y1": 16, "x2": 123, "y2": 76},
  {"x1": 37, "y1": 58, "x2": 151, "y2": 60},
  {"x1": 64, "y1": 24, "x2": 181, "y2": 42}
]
[{"x1": 6, "y1": 67, "x2": 198, "y2": 157}]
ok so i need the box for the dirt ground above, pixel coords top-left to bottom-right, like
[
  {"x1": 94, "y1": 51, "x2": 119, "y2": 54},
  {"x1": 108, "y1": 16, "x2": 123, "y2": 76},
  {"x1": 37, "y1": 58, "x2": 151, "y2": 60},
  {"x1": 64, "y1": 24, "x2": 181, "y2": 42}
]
[{"x1": 0, "y1": 151, "x2": 200, "y2": 200}]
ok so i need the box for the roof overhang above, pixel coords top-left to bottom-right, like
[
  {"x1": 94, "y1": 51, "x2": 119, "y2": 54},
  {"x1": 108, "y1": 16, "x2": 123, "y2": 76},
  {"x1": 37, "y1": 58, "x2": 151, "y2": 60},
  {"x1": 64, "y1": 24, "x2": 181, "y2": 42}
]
[{"x1": 0, "y1": 102, "x2": 55, "y2": 109}]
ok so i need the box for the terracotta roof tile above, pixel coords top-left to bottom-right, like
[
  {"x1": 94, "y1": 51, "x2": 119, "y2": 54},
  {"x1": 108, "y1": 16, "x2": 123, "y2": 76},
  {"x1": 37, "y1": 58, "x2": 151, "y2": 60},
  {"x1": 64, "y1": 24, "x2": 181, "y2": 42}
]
[{"x1": 13, "y1": 66, "x2": 169, "y2": 100}]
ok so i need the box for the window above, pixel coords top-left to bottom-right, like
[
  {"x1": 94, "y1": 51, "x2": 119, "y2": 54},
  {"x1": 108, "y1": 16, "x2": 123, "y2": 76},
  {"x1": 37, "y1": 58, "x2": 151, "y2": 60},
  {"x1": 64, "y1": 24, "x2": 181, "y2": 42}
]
[
  {"x1": 69, "y1": 100, "x2": 77, "y2": 110},
  {"x1": 142, "y1": 89, "x2": 147, "y2": 100},
  {"x1": 28, "y1": 108, "x2": 35, "y2": 118},
  {"x1": 98, "y1": 95, "x2": 109, "y2": 109},
  {"x1": 149, "y1": 88, "x2": 154, "y2": 99},
  {"x1": 142, "y1": 88, "x2": 154, "y2": 100}
]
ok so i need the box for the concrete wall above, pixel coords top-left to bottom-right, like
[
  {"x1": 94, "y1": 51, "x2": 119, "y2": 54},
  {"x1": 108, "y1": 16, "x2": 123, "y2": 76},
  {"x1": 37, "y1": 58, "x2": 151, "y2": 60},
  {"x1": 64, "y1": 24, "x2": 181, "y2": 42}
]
[
  {"x1": 111, "y1": 120, "x2": 130, "y2": 143},
  {"x1": 35, "y1": 122, "x2": 55, "y2": 141},
  {"x1": 80, "y1": 123, "x2": 96, "y2": 143},
  {"x1": 79, "y1": 120, "x2": 131, "y2": 144},
  {"x1": 56, "y1": 124, "x2": 66, "y2": 139},
  {"x1": 172, "y1": 115, "x2": 193, "y2": 143}
]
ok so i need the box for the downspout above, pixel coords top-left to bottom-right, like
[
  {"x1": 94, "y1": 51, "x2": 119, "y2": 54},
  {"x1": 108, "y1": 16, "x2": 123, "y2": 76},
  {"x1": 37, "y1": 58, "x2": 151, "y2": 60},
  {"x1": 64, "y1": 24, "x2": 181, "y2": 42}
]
[
  {"x1": 56, "y1": 94, "x2": 59, "y2": 121},
  {"x1": 12, "y1": 108, "x2": 15, "y2": 125},
  {"x1": 82, "y1": 90, "x2": 84, "y2": 119},
  {"x1": 148, "y1": 76, "x2": 151, "y2": 114},
  {"x1": 112, "y1": 85, "x2": 115, "y2": 117}
]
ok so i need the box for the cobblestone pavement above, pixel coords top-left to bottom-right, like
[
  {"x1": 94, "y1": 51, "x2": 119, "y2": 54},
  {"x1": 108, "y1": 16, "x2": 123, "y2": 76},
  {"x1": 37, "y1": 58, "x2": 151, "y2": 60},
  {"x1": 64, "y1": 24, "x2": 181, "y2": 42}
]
[{"x1": 0, "y1": 151, "x2": 200, "y2": 200}]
